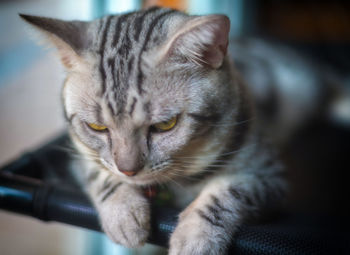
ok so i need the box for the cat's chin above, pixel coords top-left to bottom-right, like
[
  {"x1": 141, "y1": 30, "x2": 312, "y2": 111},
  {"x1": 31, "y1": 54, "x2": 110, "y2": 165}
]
[
  {"x1": 115, "y1": 171, "x2": 171, "y2": 186},
  {"x1": 120, "y1": 175, "x2": 162, "y2": 186}
]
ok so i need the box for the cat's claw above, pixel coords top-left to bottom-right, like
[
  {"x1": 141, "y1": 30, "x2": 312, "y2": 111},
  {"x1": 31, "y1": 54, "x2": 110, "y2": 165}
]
[{"x1": 99, "y1": 185, "x2": 150, "y2": 248}]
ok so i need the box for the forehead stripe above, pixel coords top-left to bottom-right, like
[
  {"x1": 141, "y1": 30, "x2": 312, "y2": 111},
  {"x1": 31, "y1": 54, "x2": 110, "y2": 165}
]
[
  {"x1": 99, "y1": 16, "x2": 113, "y2": 95},
  {"x1": 136, "y1": 9, "x2": 177, "y2": 94},
  {"x1": 112, "y1": 13, "x2": 132, "y2": 47},
  {"x1": 133, "y1": 7, "x2": 160, "y2": 42},
  {"x1": 129, "y1": 97, "x2": 137, "y2": 117},
  {"x1": 107, "y1": 56, "x2": 118, "y2": 115}
]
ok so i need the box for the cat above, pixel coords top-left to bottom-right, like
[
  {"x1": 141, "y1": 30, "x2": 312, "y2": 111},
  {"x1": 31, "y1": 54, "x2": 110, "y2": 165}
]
[{"x1": 21, "y1": 7, "x2": 288, "y2": 254}]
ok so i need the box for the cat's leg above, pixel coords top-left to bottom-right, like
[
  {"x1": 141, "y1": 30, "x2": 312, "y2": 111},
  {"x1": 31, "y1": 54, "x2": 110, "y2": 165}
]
[
  {"x1": 169, "y1": 172, "x2": 285, "y2": 255},
  {"x1": 84, "y1": 167, "x2": 150, "y2": 248}
]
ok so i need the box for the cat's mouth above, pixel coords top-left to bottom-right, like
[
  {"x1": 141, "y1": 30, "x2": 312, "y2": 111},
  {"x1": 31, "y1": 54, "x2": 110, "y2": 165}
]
[
  {"x1": 118, "y1": 170, "x2": 164, "y2": 185},
  {"x1": 118, "y1": 173, "x2": 158, "y2": 185}
]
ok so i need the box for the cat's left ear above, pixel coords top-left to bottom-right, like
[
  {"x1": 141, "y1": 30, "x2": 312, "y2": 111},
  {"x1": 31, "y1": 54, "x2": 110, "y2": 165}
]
[
  {"x1": 20, "y1": 14, "x2": 90, "y2": 69},
  {"x1": 161, "y1": 15, "x2": 230, "y2": 69}
]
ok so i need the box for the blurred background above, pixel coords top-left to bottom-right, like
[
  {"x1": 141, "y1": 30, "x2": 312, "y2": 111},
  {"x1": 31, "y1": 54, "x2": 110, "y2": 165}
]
[{"x1": 0, "y1": 0, "x2": 349, "y2": 254}]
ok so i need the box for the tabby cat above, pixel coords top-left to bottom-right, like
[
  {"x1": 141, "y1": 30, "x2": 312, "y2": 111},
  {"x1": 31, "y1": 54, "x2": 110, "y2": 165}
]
[{"x1": 21, "y1": 7, "x2": 287, "y2": 254}]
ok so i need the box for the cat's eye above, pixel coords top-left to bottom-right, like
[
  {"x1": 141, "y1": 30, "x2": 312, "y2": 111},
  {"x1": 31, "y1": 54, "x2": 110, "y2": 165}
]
[
  {"x1": 87, "y1": 122, "x2": 108, "y2": 132},
  {"x1": 152, "y1": 116, "x2": 177, "y2": 132}
]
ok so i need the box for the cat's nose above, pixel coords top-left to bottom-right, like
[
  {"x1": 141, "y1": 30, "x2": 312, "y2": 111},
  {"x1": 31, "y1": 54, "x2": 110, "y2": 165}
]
[
  {"x1": 113, "y1": 140, "x2": 144, "y2": 177},
  {"x1": 115, "y1": 157, "x2": 144, "y2": 177}
]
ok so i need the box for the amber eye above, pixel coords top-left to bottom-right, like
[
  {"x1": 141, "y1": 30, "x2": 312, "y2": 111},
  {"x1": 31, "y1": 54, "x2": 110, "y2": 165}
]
[
  {"x1": 87, "y1": 123, "x2": 108, "y2": 132},
  {"x1": 152, "y1": 116, "x2": 177, "y2": 132}
]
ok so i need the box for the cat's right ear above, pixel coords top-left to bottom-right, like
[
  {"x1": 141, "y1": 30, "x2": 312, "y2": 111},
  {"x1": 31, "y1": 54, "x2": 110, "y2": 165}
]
[
  {"x1": 19, "y1": 14, "x2": 90, "y2": 69},
  {"x1": 158, "y1": 15, "x2": 230, "y2": 69}
]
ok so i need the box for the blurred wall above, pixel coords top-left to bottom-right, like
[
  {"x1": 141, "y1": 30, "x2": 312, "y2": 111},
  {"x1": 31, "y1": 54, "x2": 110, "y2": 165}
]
[{"x1": 0, "y1": 1, "x2": 92, "y2": 255}]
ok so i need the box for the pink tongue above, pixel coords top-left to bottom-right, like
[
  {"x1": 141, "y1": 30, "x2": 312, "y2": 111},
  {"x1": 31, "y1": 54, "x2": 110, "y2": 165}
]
[{"x1": 143, "y1": 186, "x2": 157, "y2": 198}]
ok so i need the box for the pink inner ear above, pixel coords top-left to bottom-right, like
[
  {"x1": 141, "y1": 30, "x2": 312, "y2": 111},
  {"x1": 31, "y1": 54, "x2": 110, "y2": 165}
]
[
  {"x1": 201, "y1": 16, "x2": 230, "y2": 69},
  {"x1": 202, "y1": 38, "x2": 229, "y2": 69},
  {"x1": 49, "y1": 35, "x2": 82, "y2": 69},
  {"x1": 159, "y1": 15, "x2": 230, "y2": 68},
  {"x1": 61, "y1": 55, "x2": 72, "y2": 68}
]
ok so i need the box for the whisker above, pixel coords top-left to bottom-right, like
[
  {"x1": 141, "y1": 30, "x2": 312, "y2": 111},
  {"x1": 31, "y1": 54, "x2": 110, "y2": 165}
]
[
  {"x1": 172, "y1": 143, "x2": 255, "y2": 160},
  {"x1": 159, "y1": 172, "x2": 184, "y2": 188},
  {"x1": 210, "y1": 118, "x2": 255, "y2": 127},
  {"x1": 171, "y1": 159, "x2": 231, "y2": 165}
]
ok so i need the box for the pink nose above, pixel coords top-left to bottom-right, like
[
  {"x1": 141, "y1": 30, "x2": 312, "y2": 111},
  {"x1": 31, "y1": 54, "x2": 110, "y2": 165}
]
[{"x1": 119, "y1": 170, "x2": 137, "y2": 177}]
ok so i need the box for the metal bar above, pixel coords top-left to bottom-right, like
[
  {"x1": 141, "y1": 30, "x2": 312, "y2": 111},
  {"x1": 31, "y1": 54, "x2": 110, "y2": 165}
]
[{"x1": 0, "y1": 171, "x2": 178, "y2": 247}]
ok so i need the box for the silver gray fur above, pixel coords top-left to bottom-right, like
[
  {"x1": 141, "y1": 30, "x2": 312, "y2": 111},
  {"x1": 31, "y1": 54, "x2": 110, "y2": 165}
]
[{"x1": 22, "y1": 8, "x2": 287, "y2": 254}]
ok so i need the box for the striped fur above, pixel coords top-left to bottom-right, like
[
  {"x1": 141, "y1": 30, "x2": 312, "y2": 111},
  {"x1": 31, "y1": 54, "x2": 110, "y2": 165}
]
[{"x1": 22, "y1": 8, "x2": 286, "y2": 254}]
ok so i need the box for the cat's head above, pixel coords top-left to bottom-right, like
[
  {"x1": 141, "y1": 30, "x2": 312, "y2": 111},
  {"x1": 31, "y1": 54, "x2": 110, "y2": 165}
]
[{"x1": 21, "y1": 8, "x2": 237, "y2": 185}]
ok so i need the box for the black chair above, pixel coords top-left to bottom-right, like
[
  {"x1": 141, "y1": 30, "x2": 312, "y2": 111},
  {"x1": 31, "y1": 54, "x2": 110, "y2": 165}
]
[{"x1": 0, "y1": 133, "x2": 348, "y2": 254}]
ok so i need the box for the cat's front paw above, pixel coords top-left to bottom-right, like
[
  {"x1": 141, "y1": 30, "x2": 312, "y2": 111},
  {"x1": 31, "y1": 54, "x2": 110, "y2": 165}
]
[
  {"x1": 169, "y1": 209, "x2": 229, "y2": 255},
  {"x1": 99, "y1": 185, "x2": 150, "y2": 248}
]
